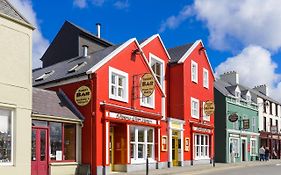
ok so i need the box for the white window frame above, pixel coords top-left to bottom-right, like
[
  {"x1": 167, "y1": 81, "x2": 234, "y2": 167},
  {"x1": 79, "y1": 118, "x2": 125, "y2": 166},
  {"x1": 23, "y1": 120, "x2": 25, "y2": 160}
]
[
  {"x1": 191, "y1": 60, "x2": 198, "y2": 83},
  {"x1": 203, "y1": 68, "x2": 209, "y2": 89},
  {"x1": 0, "y1": 108, "x2": 14, "y2": 166},
  {"x1": 130, "y1": 126, "x2": 155, "y2": 164},
  {"x1": 252, "y1": 118, "x2": 256, "y2": 132},
  {"x1": 191, "y1": 97, "x2": 199, "y2": 119},
  {"x1": 149, "y1": 53, "x2": 165, "y2": 88},
  {"x1": 202, "y1": 101, "x2": 210, "y2": 121},
  {"x1": 193, "y1": 134, "x2": 209, "y2": 160},
  {"x1": 140, "y1": 91, "x2": 155, "y2": 109},
  {"x1": 235, "y1": 87, "x2": 241, "y2": 103},
  {"x1": 108, "y1": 67, "x2": 129, "y2": 103},
  {"x1": 229, "y1": 137, "x2": 240, "y2": 158},
  {"x1": 250, "y1": 138, "x2": 257, "y2": 156}
]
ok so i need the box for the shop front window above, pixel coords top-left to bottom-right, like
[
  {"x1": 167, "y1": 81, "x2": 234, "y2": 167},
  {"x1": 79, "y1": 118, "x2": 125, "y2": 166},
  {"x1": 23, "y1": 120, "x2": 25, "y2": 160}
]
[
  {"x1": 50, "y1": 122, "x2": 63, "y2": 161},
  {"x1": 194, "y1": 134, "x2": 209, "y2": 159},
  {"x1": 0, "y1": 109, "x2": 12, "y2": 164},
  {"x1": 250, "y1": 139, "x2": 257, "y2": 155},
  {"x1": 130, "y1": 126, "x2": 154, "y2": 162}
]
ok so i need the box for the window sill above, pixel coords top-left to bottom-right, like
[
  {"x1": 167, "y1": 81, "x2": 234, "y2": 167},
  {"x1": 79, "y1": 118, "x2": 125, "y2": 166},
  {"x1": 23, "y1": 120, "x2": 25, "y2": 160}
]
[
  {"x1": 50, "y1": 162, "x2": 79, "y2": 166},
  {"x1": 0, "y1": 163, "x2": 13, "y2": 166},
  {"x1": 194, "y1": 157, "x2": 210, "y2": 160},
  {"x1": 109, "y1": 96, "x2": 128, "y2": 103},
  {"x1": 140, "y1": 103, "x2": 155, "y2": 109}
]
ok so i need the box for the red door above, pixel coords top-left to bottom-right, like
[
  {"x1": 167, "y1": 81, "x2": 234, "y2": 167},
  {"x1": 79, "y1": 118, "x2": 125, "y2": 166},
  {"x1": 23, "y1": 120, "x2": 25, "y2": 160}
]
[{"x1": 31, "y1": 128, "x2": 48, "y2": 175}]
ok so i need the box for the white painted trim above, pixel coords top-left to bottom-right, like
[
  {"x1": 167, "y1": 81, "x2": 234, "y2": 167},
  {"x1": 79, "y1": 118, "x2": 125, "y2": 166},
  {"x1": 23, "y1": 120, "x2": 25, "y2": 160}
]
[
  {"x1": 177, "y1": 40, "x2": 215, "y2": 78},
  {"x1": 149, "y1": 53, "x2": 165, "y2": 89},
  {"x1": 250, "y1": 138, "x2": 258, "y2": 156},
  {"x1": 167, "y1": 117, "x2": 186, "y2": 124},
  {"x1": 108, "y1": 66, "x2": 129, "y2": 103},
  {"x1": 105, "y1": 122, "x2": 109, "y2": 165},
  {"x1": 227, "y1": 129, "x2": 260, "y2": 136},
  {"x1": 140, "y1": 91, "x2": 155, "y2": 109},
  {"x1": 127, "y1": 125, "x2": 130, "y2": 164},
  {"x1": 161, "y1": 97, "x2": 166, "y2": 120},
  {"x1": 139, "y1": 34, "x2": 171, "y2": 60},
  {"x1": 158, "y1": 127, "x2": 161, "y2": 161},
  {"x1": 241, "y1": 137, "x2": 248, "y2": 162},
  {"x1": 191, "y1": 97, "x2": 200, "y2": 119},
  {"x1": 180, "y1": 130, "x2": 184, "y2": 165},
  {"x1": 87, "y1": 38, "x2": 135, "y2": 74},
  {"x1": 191, "y1": 60, "x2": 198, "y2": 83},
  {"x1": 168, "y1": 127, "x2": 172, "y2": 162}
]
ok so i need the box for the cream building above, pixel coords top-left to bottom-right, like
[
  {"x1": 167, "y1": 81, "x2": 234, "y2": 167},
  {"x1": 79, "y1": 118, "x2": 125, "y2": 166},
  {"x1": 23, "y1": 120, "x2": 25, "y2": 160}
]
[{"x1": 0, "y1": 0, "x2": 34, "y2": 174}]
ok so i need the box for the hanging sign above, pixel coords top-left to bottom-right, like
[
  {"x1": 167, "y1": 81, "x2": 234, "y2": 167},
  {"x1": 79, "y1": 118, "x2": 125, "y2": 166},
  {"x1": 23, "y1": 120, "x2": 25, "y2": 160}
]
[
  {"x1": 243, "y1": 119, "x2": 250, "y2": 129},
  {"x1": 140, "y1": 73, "x2": 155, "y2": 97},
  {"x1": 203, "y1": 100, "x2": 215, "y2": 116},
  {"x1": 74, "y1": 86, "x2": 91, "y2": 106},
  {"x1": 228, "y1": 113, "x2": 238, "y2": 122}
]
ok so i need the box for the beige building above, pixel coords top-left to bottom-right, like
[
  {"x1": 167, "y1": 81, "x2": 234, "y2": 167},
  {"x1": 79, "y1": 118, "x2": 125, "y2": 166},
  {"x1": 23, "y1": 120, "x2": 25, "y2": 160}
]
[{"x1": 0, "y1": 0, "x2": 34, "y2": 174}]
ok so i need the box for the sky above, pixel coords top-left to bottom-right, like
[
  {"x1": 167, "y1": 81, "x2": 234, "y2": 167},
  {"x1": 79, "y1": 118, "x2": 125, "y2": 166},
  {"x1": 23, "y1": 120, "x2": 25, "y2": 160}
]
[{"x1": 9, "y1": 0, "x2": 281, "y2": 101}]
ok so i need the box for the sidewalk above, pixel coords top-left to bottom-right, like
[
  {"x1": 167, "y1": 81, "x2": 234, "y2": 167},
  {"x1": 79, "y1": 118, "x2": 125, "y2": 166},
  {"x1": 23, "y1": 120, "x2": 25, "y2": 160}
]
[{"x1": 110, "y1": 159, "x2": 281, "y2": 175}]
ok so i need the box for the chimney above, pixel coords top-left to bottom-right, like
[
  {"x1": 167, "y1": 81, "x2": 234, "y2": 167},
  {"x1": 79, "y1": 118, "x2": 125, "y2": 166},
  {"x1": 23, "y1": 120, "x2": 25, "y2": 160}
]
[
  {"x1": 96, "y1": 23, "x2": 101, "y2": 38},
  {"x1": 220, "y1": 71, "x2": 239, "y2": 85},
  {"x1": 253, "y1": 84, "x2": 269, "y2": 96},
  {"x1": 82, "y1": 45, "x2": 88, "y2": 57}
]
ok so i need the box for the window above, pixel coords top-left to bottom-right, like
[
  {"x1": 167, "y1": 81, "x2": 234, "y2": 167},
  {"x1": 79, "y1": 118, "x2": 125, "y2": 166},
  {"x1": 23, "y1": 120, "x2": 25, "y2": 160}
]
[
  {"x1": 130, "y1": 126, "x2": 154, "y2": 162},
  {"x1": 233, "y1": 120, "x2": 239, "y2": 130},
  {"x1": 191, "y1": 60, "x2": 198, "y2": 83},
  {"x1": 150, "y1": 54, "x2": 164, "y2": 87},
  {"x1": 263, "y1": 100, "x2": 267, "y2": 113},
  {"x1": 246, "y1": 93, "x2": 251, "y2": 103},
  {"x1": 109, "y1": 67, "x2": 128, "y2": 102},
  {"x1": 64, "y1": 124, "x2": 76, "y2": 160},
  {"x1": 35, "y1": 70, "x2": 55, "y2": 81},
  {"x1": 191, "y1": 97, "x2": 199, "y2": 119},
  {"x1": 203, "y1": 68, "x2": 209, "y2": 88},
  {"x1": 263, "y1": 117, "x2": 267, "y2": 131},
  {"x1": 68, "y1": 62, "x2": 87, "y2": 73},
  {"x1": 252, "y1": 118, "x2": 256, "y2": 132},
  {"x1": 140, "y1": 92, "x2": 155, "y2": 108},
  {"x1": 194, "y1": 134, "x2": 209, "y2": 159},
  {"x1": 270, "y1": 102, "x2": 273, "y2": 115},
  {"x1": 230, "y1": 138, "x2": 239, "y2": 157},
  {"x1": 235, "y1": 88, "x2": 241, "y2": 102},
  {"x1": 50, "y1": 122, "x2": 62, "y2": 161},
  {"x1": 250, "y1": 139, "x2": 257, "y2": 156},
  {"x1": 202, "y1": 102, "x2": 210, "y2": 121},
  {"x1": 276, "y1": 104, "x2": 279, "y2": 116},
  {"x1": 0, "y1": 109, "x2": 13, "y2": 164}
]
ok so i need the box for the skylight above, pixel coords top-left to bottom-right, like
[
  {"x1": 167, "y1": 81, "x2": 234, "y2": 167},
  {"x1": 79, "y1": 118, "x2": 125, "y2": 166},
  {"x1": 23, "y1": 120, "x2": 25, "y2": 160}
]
[
  {"x1": 35, "y1": 70, "x2": 55, "y2": 81},
  {"x1": 68, "y1": 62, "x2": 87, "y2": 73}
]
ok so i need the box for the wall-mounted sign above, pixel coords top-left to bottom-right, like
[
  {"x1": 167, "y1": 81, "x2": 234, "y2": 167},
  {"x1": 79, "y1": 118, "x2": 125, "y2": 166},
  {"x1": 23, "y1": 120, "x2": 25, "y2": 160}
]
[
  {"x1": 193, "y1": 126, "x2": 212, "y2": 133},
  {"x1": 109, "y1": 112, "x2": 157, "y2": 124},
  {"x1": 161, "y1": 136, "x2": 167, "y2": 152},
  {"x1": 243, "y1": 119, "x2": 250, "y2": 129},
  {"x1": 228, "y1": 113, "x2": 238, "y2": 122},
  {"x1": 74, "y1": 86, "x2": 91, "y2": 106},
  {"x1": 140, "y1": 73, "x2": 155, "y2": 97},
  {"x1": 184, "y1": 137, "x2": 190, "y2": 152},
  {"x1": 270, "y1": 126, "x2": 277, "y2": 133},
  {"x1": 203, "y1": 100, "x2": 215, "y2": 116}
]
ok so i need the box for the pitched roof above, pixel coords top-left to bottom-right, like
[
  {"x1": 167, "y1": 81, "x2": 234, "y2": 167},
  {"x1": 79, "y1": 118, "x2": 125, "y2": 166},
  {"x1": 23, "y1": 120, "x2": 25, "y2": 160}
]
[
  {"x1": 66, "y1": 21, "x2": 114, "y2": 46},
  {"x1": 0, "y1": 0, "x2": 31, "y2": 25},
  {"x1": 33, "y1": 44, "x2": 120, "y2": 86},
  {"x1": 32, "y1": 88, "x2": 84, "y2": 121},
  {"x1": 167, "y1": 43, "x2": 193, "y2": 63}
]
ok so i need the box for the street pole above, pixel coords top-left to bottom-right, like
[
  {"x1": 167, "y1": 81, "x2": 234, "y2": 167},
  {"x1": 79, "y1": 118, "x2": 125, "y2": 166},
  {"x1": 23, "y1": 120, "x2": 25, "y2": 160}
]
[{"x1": 146, "y1": 157, "x2": 149, "y2": 175}]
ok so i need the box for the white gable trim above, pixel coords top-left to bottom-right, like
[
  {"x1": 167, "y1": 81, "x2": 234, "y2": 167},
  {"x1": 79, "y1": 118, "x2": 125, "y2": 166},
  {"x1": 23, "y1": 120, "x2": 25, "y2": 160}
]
[
  {"x1": 177, "y1": 40, "x2": 215, "y2": 79},
  {"x1": 140, "y1": 34, "x2": 171, "y2": 60},
  {"x1": 86, "y1": 38, "x2": 135, "y2": 74},
  {"x1": 86, "y1": 38, "x2": 166, "y2": 97}
]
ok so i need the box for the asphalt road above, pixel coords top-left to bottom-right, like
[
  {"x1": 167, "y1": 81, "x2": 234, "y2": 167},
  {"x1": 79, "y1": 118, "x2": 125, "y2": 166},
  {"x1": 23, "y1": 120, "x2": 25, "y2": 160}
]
[{"x1": 193, "y1": 163, "x2": 281, "y2": 175}]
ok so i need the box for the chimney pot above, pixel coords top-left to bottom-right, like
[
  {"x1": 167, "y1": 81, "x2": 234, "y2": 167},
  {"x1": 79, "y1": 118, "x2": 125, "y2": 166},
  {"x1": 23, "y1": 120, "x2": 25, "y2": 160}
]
[
  {"x1": 82, "y1": 45, "x2": 88, "y2": 57},
  {"x1": 96, "y1": 23, "x2": 101, "y2": 38}
]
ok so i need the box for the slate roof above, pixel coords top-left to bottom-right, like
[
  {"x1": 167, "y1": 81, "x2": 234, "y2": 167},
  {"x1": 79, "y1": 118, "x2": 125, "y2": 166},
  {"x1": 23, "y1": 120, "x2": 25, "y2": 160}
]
[
  {"x1": 215, "y1": 79, "x2": 281, "y2": 105},
  {"x1": 0, "y1": 0, "x2": 30, "y2": 24},
  {"x1": 32, "y1": 88, "x2": 84, "y2": 121},
  {"x1": 33, "y1": 44, "x2": 121, "y2": 86},
  {"x1": 67, "y1": 21, "x2": 114, "y2": 46},
  {"x1": 167, "y1": 43, "x2": 193, "y2": 63}
]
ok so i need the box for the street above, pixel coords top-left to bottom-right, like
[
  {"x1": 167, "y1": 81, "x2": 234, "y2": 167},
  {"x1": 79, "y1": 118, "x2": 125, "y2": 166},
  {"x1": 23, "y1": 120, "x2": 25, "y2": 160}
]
[{"x1": 193, "y1": 164, "x2": 281, "y2": 175}]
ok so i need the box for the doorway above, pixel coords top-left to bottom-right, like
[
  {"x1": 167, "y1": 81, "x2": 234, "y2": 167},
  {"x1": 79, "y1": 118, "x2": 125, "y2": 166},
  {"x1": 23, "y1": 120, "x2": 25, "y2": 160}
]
[
  {"x1": 242, "y1": 139, "x2": 246, "y2": 161},
  {"x1": 31, "y1": 127, "x2": 48, "y2": 175},
  {"x1": 109, "y1": 127, "x2": 114, "y2": 171},
  {"x1": 172, "y1": 132, "x2": 179, "y2": 166}
]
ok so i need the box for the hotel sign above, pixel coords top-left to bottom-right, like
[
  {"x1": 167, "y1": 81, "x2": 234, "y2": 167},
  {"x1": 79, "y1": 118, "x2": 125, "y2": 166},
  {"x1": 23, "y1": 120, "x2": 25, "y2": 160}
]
[
  {"x1": 74, "y1": 86, "x2": 91, "y2": 106},
  {"x1": 140, "y1": 73, "x2": 155, "y2": 97},
  {"x1": 109, "y1": 112, "x2": 157, "y2": 124}
]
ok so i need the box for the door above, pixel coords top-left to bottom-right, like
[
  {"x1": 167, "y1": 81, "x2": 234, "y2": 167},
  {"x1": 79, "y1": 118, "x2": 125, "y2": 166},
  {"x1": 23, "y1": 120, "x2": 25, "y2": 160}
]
[
  {"x1": 31, "y1": 128, "x2": 48, "y2": 175},
  {"x1": 109, "y1": 127, "x2": 114, "y2": 171},
  {"x1": 242, "y1": 140, "x2": 246, "y2": 161},
  {"x1": 172, "y1": 135, "x2": 178, "y2": 166}
]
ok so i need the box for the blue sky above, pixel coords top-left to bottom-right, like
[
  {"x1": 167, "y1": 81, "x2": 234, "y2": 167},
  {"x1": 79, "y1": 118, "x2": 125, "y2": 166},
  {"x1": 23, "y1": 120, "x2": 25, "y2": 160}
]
[{"x1": 10, "y1": 0, "x2": 281, "y2": 100}]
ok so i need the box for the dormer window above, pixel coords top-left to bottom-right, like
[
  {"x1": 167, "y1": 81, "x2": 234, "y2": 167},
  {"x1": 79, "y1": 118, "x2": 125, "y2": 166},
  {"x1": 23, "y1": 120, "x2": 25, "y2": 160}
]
[
  {"x1": 68, "y1": 62, "x2": 87, "y2": 73},
  {"x1": 246, "y1": 91, "x2": 251, "y2": 104},
  {"x1": 235, "y1": 86, "x2": 241, "y2": 102},
  {"x1": 35, "y1": 70, "x2": 55, "y2": 81}
]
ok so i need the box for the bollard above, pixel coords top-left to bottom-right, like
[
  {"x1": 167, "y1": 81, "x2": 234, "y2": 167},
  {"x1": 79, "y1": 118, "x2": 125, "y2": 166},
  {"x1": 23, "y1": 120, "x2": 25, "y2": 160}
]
[{"x1": 146, "y1": 158, "x2": 149, "y2": 175}]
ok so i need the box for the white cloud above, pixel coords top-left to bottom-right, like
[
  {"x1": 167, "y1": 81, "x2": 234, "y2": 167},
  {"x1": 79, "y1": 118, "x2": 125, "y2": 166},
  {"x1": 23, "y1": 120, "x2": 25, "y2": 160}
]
[
  {"x1": 9, "y1": 0, "x2": 49, "y2": 69},
  {"x1": 114, "y1": 0, "x2": 129, "y2": 10},
  {"x1": 92, "y1": 0, "x2": 105, "y2": 6},
  {"x1": 159, "y1": 5, "x2": 193, "y2": 33},
  {"x1": 215, "y1": 45, "x2": 281, "y2": 101},
  {"x1": 73, "y1": 0, "x2": 87, "y2": 8},
  {"x1": 193, "y1": 0, "x2": 281, "y2": 51}
]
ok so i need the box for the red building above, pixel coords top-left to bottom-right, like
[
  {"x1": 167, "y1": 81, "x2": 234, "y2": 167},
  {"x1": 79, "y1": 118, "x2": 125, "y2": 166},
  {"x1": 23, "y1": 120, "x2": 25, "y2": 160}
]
[{"x1": 168, "y1": 40, "x2": 215, "y2": 166}]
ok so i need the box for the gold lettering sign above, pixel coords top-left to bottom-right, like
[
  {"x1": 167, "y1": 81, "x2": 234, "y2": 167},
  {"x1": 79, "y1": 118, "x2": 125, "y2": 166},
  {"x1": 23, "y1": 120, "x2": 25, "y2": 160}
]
[
  {"x1": 204, "y1": 100, "x2": 215, "y2": 116},
  {"x1": 140, "y1": 73, "x2": 155, "y2": 97},
  {"x1": 74, "y1": 86, "x2": 91, "y2": 106}
]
